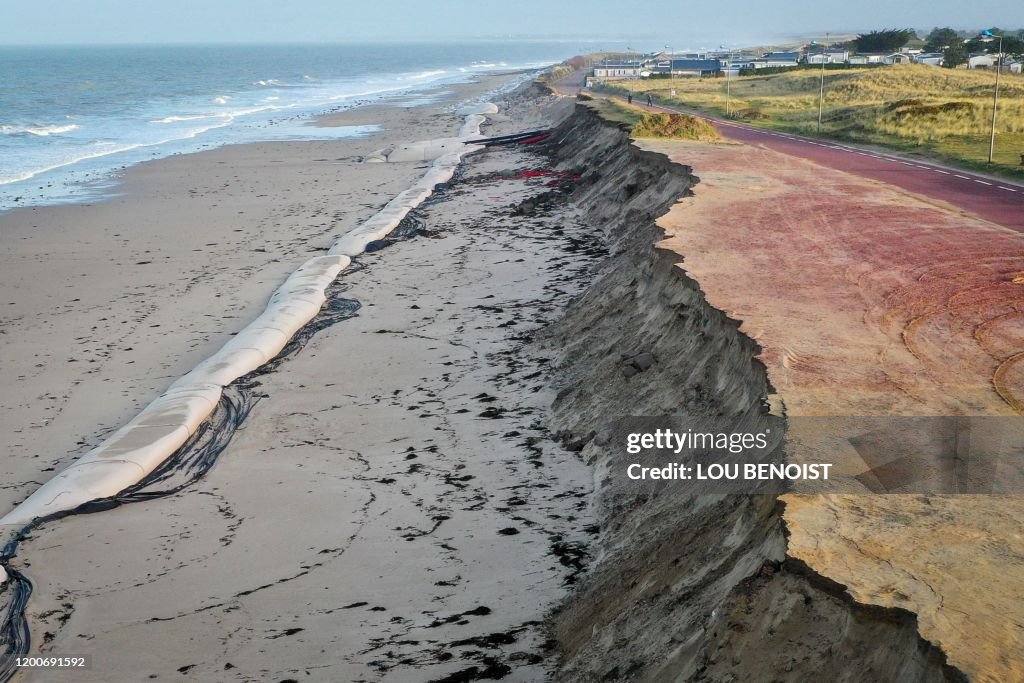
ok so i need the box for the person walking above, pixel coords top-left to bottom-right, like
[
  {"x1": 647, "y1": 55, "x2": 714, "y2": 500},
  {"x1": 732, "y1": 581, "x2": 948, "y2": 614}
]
[
  {"x1": 627, "y1": 93, "x2": 632, "y2": 105},
  {"x1": 646, "y1": 93, "x2": 654, "y2": 107}
]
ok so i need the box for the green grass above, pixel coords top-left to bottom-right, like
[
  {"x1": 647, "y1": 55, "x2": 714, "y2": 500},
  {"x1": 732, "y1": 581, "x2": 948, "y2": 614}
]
[
  {"x1": 596, "y1": 65, "x2": 1024, "y2": 180},
  {"x1": 585, "y1": 98, "x2": 645, "y2": 127}
]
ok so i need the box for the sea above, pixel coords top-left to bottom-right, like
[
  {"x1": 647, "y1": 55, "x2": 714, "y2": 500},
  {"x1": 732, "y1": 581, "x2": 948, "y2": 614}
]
[{"x1": 0, "y1": 41, "x2": 604, "y2": 211}]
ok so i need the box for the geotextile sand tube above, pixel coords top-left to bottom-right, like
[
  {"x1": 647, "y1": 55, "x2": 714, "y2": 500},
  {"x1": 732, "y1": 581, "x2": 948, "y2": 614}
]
[{"x1": 0, "y1": 105, "x2": 494, "y2": 529}]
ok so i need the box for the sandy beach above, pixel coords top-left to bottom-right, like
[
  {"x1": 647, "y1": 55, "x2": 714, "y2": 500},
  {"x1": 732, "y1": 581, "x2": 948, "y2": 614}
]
[
  {"x1": 1, "y1": 73, "x2": 603, "y2": 681},
  {"x1": 0, "y1": 74, "x2": 513, "y2": 516}
]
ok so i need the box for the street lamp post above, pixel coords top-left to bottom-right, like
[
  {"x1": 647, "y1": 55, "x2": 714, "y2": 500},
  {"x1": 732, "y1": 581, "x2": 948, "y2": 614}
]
[
  {"x1": 817, "y1": 33, "x2": 829, "y2": 134},
  {"x1": 988, "y1": 33, "x2": 1003, "y2": 164}
]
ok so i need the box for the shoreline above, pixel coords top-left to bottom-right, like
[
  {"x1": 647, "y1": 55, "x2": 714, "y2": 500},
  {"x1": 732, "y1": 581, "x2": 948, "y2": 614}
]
[
  {"x1": 0, "y1": 72, "x2": 519, "y2": 520},
  {"x1": 4, "y1": 79, "x2": 594, "y2": 682}
]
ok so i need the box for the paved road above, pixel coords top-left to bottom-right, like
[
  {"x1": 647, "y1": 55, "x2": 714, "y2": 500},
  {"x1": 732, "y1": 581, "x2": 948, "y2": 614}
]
[{"x1": 684, "y1": 110, "x2": 1024, "y2": 231}]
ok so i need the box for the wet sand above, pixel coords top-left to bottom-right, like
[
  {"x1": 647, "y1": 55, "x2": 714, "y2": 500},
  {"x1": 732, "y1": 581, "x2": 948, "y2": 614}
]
[
  {"x1": 0, "y1": 74, "x2": 510, "y2": 517},
  {"x1": 3, "y1": 77, "x2": 597, "y2": 681}
]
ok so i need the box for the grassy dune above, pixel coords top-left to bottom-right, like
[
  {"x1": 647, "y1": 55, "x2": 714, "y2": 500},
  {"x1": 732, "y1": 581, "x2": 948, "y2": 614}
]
[
  {"x1": 584, "y1": 97, "x2": 721, "y2": 141},
  {"x1": 611, "y1": 65, "x2": 1024, "y2": 178}
]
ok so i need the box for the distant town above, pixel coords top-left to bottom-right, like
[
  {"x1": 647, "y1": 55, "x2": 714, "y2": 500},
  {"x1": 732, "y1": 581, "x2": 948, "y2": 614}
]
[{"x1": 587, "y1": 27, "x2": 1024, "y2": 82}]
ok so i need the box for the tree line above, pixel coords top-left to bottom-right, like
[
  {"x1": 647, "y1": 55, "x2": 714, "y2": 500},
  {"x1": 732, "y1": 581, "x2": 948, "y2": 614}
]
[{"x1": 844, "y1": 27, "x2": 1024, "y2": 69}]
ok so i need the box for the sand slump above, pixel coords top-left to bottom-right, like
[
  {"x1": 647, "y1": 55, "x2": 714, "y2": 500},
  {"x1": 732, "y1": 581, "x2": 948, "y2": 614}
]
[
  {"x1": 537, "y1": 105, "x2": 963, "y2": 682},
  {"x1": 0, "y1": 103, "x2": 496, "y2": 675}
]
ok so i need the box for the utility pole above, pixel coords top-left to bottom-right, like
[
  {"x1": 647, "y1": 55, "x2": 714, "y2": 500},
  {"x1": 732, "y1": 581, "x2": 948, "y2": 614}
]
[
  {"x1": 817, "y1": 32, "x2": 828, "y2": 134},
  {"x1": 726, "y1": 67, "x2": 732, "y2": 117},
  {"x1": 988, "y1": 33, "x2": 1003, "y2": 164}
]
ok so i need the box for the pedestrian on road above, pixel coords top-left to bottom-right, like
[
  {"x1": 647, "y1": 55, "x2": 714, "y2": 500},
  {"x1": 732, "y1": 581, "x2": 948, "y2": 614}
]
[
  {"x1": 627, "y1": 93, "x2": 632, "y2": 105},
  {"x1": 647, "y1": 93, "x2": 654, "y2": 107}
]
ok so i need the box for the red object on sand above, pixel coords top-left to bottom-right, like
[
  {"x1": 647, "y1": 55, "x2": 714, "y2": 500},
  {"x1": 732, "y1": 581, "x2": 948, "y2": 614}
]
[{"x1": 518, "y1": 134, "x2": 550, "y2": 145}]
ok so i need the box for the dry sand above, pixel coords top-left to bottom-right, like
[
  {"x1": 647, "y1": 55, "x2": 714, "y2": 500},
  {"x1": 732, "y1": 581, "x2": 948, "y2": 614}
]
[{"x1": 2, "y1": 76, "x2": 599, "y2": 681}]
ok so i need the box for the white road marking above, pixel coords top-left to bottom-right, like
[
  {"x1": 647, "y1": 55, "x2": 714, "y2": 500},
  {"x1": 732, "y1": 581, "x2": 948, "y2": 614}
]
[{"x1": 697, "y1": 113, "x2": 1024, "y2": 195}]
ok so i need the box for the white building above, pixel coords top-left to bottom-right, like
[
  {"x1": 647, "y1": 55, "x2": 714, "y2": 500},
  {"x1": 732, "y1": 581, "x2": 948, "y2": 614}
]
[
  {"x1": 849, "y1": 53, "x2": 886, "y2": 65},
  {"x1": 884, "y1": 53, "x2": 914, "y2": 65},
  {"x1": 806, "y1": 50, "x2": 849, "y2": 64},
  {"x1": 914, "y1": 53, "x2": 945, "y2": 66},
  {"x1": 968, "y1": 53, "x2": 997, "y2": 69},
  {"x1": 592, "y1": 61, "x2": 644, "y2": 79}
]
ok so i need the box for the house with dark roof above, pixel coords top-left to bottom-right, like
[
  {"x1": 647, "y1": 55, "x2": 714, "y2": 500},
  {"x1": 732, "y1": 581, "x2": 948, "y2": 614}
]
[
  {"x1": 667, "y1": 58, "x2": 721, "y2": 77},
  {"x1": 761, "y1": 52, "x2": 801, "y2": 67}
]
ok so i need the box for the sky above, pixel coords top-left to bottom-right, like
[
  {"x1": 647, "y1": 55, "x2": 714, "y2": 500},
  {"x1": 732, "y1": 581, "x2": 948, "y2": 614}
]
[{"x1": 1, "y1": 0, "x2": 1020, "y2": 46}]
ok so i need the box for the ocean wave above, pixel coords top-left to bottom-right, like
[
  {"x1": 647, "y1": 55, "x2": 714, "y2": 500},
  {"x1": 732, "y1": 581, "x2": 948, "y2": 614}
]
[
  {"x1": 403, "y1": 70, "x2": 447, "y2": 81},
  {"x1": 150, "y1": 113, "x2": 228, "y2": 124},
  {"x1": 0, "y1": 120, "x2": 233, "y2": 187},
  {"x1": 0, "y1": 123, "x2": 80, "y2": 137},
  {"x1": 213, "y1": 96, "x2": 232, "y2": 105},
  {"x1": 0, "y1": 142, "x2": 149, "y2": 185}
]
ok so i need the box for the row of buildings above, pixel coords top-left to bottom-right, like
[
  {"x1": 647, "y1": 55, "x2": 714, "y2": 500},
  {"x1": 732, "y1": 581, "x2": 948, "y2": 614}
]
[{"x1": 590, "y1": 46, "x2": 1022, "y2": 81}]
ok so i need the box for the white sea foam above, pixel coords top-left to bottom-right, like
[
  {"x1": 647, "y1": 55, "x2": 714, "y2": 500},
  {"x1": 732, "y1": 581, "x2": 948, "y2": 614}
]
[
  {"x1": 404, "y1": 70, "x2": 447, "y2": 81},
  {"x1": 1, "y1": 123, "x2": 80, "y2": 136},
  {"x1": 0, "y1": 123, "x2": 230, "y2": 186},
  {"x1": 0, "y1": 142, "x2": 147, "y2": 185},
  {"x1": 150, "y1": 113, "x2": 228, "y2": 124}
]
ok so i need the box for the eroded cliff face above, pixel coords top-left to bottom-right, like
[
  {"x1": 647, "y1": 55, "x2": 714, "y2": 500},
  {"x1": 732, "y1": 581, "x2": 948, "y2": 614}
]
[{"x1": 537, "y1": 105, "x2": 965, "y2": 683}]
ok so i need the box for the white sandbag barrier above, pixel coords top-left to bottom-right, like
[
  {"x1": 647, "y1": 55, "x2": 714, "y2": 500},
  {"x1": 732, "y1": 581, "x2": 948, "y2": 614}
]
[{"x1": 0, "y1": 105, "x2": 496, "y2": 530}]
